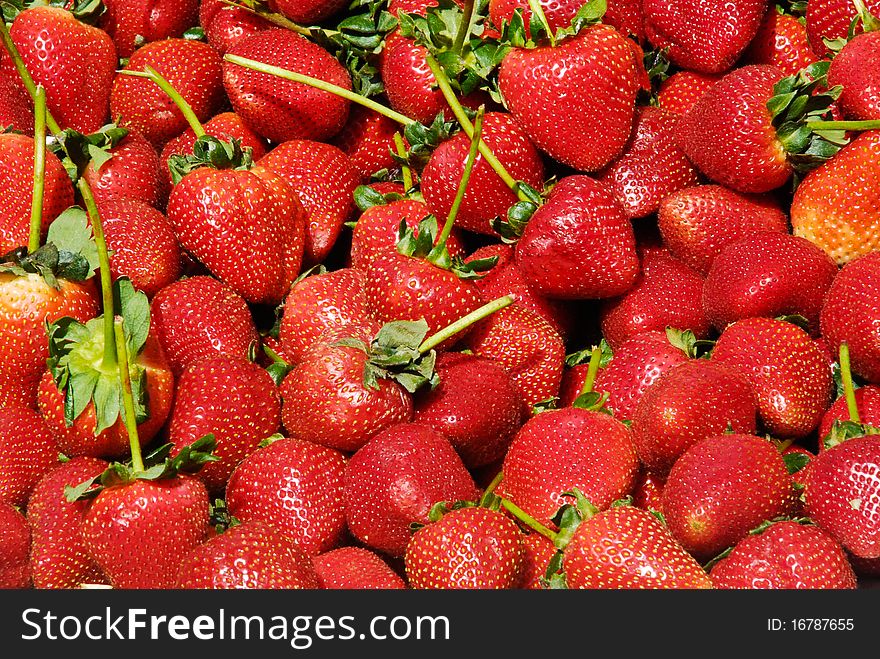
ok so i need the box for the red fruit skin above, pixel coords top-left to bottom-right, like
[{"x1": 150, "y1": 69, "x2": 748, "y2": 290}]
[
  {"x1": 710, "y1": 521, "x2": 857, "y2": 589},
  {"x1": 631, "y1": 360, "x2": 758, "y2": 474},
  {"x1": 413, "y1": 352, "x2": 524, "y2": 468},
  {"x1": 828, "y1": 33, "x2": 880, "y2": 121},
  {"x1": 313, "y1": 547, "x2": 406, "y2": 589},
  {"x1": 0, "y1": 407, "x2": 58, "y2": 508},
  {"x1": 0, "y1": 501, "x2": 30, "y2": 589},
  {"x1": 0, "y1": 274, "x2": 99, "y2": 410},
  {"x1": 643, "y1": 0, "x2": 765, "y2": 73},
  {"x1": 804, "y1": 436, "x2": 880, "y2": 558},
  {"x1": 27, "y1": 457, "x2": 109, "y2": 589},
  {"x1": 600, "y1": 248, "x2": 709, "y2": 349},
  {"x1": 820, "y1": 252, "x2": 880, "y2": 385},
  {"x1": 343, "y1": 423, "x2": 479, "y2": 556},
  {"x1": 224, "y1": 29, "x2": 351, "y2": 144},
  {"x1": 675, "y1": 65, "x2": 789, "y2": 194},
  {"x1": 805, "y1": 0, "x2": 880, "y2": 57},
  {"x1": 111, "y1": 39, "x2": 225, "y2": 148},
  {"x1": 225, "y1": 438, "x2": 346, "y2": 557},
  {"x1": 199, "y1": 0, "x2": 272, "y2": 55},
  {"x1": 0, "y1": 72, "x2": 34, "y2": 135},
  {"x1": 564, "y1": 506, "x2": 712, "y2": 589},
  {"x1": 464, "y1": 305, "x2": 565, "y2": 409},
  {"x1": 598, "y1": 106, "x2": 700, "y2": 219},
  {"x1": 662, "y1": 434, "x2": 796, "y2": 560},
  {"x1": 169, "y1": 356, "x2": 281, "y2": 493},
  {"x1": 421, "y1": 112, "x2": 545, "y2": 236},
  {"x1": 96, "y1": 198, "x2": 182, "y2": 298},
  {"x1": 703, "y1": 232, "x2": 838, "y2": 335},
  {"x1": 405, "y1": 507, "x2": 524, "y2": 589},
  {"x1": 151, "y1": 276, "x2": 259, "y2": 377},
  {"x1": 742, "y1": 10, "x2": 817, "y2": 77},
  {"x1": 656, "y1": 71, "x2": 722, "y2": 116},
  {"x1": 516, "y1": 176, "x2": 639, "y2": 300},
  {"x1": 501, "y1": 408, "x2": 639, "y2": 526},
  {"x1": 819, "y1": 386, "x2": 880, "y2": 441},
  {"x1": 518, "y1": 531, "x2": 558, "y2": 589},
  {"x1": 712, "y1": 317, "x2": 833, "y2": 438},
  {"x1": 269, "y1": 0, "x2": 347, "y2": 23},
  {"x1": 331, "y1": 106, "x2": 400, "y2": 181},
  {"x1": 658, "y1": 185, "x2": 790, "y2": 276},
  {"x1": 632, "y1": 469, "x2": 666, "y2": 513},
  {"x1": 82, "y1": 129, "x2": 163, "y2": 210},
  {"x1": 258, "y1": 140, "x2": 360, "y2": 265},
  {"x1": 489, "y1": 0, "x2": 645, "y2": 42},
  {"x1": 101, "y1": 0, "x2": 200, "y2": 58},
  {"x1": 175, "y1": 520, "x2": 318, "y2": 589},
  {"x1": 499, "y1": 26, "x2": 639, "y2": 172},
  {"x1": 0, "y1": 133, "x2": 74, "y2": 254},
  {"x1": 2, "y1": 6, "x2": 117, "y2": 134},
  {"x1": 82, "y1": 476, "x2": 210, "y2": 589}
]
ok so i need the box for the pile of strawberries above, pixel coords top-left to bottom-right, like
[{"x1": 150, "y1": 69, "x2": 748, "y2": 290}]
[{"x1": 1, "y1": 0, "x2": 880, "y2": 590}]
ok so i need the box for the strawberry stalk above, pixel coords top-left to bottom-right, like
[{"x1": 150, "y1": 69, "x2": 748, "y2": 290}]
[
  {"x1": 807, "y1": 119, "x2": 880, "y2": 131},
  {"x1": 452, "y1": 0, "x2": 479, "y2": 52},
  {"x1": 839, "y1": 342, "x2": 861, "y2": 424},
  {"x1": 852, "y1": 0, "x2": 880, "y2": 31},
  {"x1": 483, "y1": 470, "x2": 504, "y2": 497},
  {"x1": 578, "y1": 346, "x2": 602, "y2": 396},
  {"x1": 114, "y1": 318, "x2": 144, "y2": 472},
  {"x1": 118, "y1": 67, "x2": 207, "y2": 138},
  {"x1": 219, "y1": 0, "x2": 312, "y2": 35},
  {"x1": 28, "y1": 85, "x2": 47, "y2": 254},
  {"x1": 392, "y1": 132, "x2": 414, "y2": 191},
  {"x1": 417, "y1": 294, "x2": 514, "y2": 353},
  {"x1": 500, "y1": 498, "x2": 560, "y2": 543}
]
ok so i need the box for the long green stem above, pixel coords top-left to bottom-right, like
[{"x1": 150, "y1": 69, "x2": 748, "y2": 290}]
[
  {"x1": 117, "y1": 67, "x2": 206, "y2": 137},
  {"x1": 500, "y1": 499, "x2": 559, "y2": 543},
  {"x1": 808, "y1": 119, "x2": 880, "y2": 131},
  {"x1": 114, "y1": 318, "x2": 144, "y2": 473},
  {"x1": 527, "y1": 0, "x2": 555, "y2": 46},
  {"x1": 28, "y1": 85, "x2": 46, "y2": 254},
  {"x1": 418, "y1": 294, "x2": 514, "y2": 354},
  {"x1": 452, "y1": 0, "x2": 477, "y2": 52},
  {"x1": 434, "y1": 108, "x2": 483, "y2": 252},
  {"x1": 392, "y1": 132, "x2": 413, "y2": 191},
  {"x1": 579, "y1": 346, "x2": 602, "y2": 396},
  {"x1": 0, "y1": 21, "x2": 62, "y2": 134},
  {"x1": 840, "y1": 342, "x2": 861, "y2": 424},
  {"x1": 219, "y1": 0, "x2": 313, "y2": 35},
  {"x1": 484, "y1": 470, "x2": 504, "y2": 497}
]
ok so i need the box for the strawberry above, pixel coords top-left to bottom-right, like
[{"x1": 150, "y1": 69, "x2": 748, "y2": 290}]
[
  {"x1": 331, "y1": 106, "x2": 401, "y2": 181},
  {"x1": 632, "y1": 469, "x2": 666, "y2": 512},
  {"x1": 710, "y1": 520, "x2": 857, "y2": 589},
  {"x1": 820, "y1": 252, "x2": 880, "y2": 384},
  {"x1": 498, "y1": 25, "x2": 640, "y2": 172},
  {"x1": 169, "y1": 356, "x2": 281, "y2": 493},
  {"x1": 661, "y1": 434, "x2": 796, "y2": 560},
  {"x1": 0, "y1": 501, "x2": 30, "y2": 589},
  {"x1": 657, "y1": 185, "x2": 789, "y2": 275},
  {"x1": 489, "y1": 0, "x2": 645, "y2": 42},
  {"x1": 199, "y1": 0, "x2": 272, "y2": 55},
  {"x1": 313, "y1": 547, "x2": 406, "y2": 589},
  {"x1": 517, "y1": 531, "x2": 558, "y2": 589},
  {"x1": 27, "y1": 457, "x2": 108, "y2": 589},
  {"x1": 0, "y1": 71, "x2": 34, "y2": 134},
  {"x1": 270, "y1": 0, "x2": 348, "y2": 23},
  {"x1": 405, "y1": 506, "x2": 524, "y2": 589},
  {"x1": 0, "y1": 5, "x2": 116, "y2": 134},
  {"x1": 819, "y1": 386, "x2": 880, "y2": 440},
  {"x1": 343, "y1": 422, "x2": 479, "y2": 556},
  {"x1": 0, "y1": 406, "x2": 58, "y2": 507},
  {"x1": 225, "y1": 438, "x2": 346, "y2": 556},
  {"x1": 174, "y1": 520, "x2": 318, "y2": 589},
  {"x1": 224, "y1": 29, "x2": 352, "y2": 143},
  {"x1": 111, "y1": 38, "x2": 225, "y2": 148},
  {"x1": 805, "y1": 0, "x2": 880, "y2": 57},
  {"x1": 515, "y1": 176, "x2": 639, "y2": 300},
  {"x1": 501, "y1": 407, "x2": 639, "y2": 525},
  {"x1": 643, "y1": 0, "x2": 766, "y2": 73},
  {"x1": 703, "y1": 232, "x2": 838, "y2": 334},
  {"x1": 82, "y1": 128, "x2": 164, "y2": 209},
  {"x1": 258, "y1": 140, "x2": 360, "y2": 265},
  {"x1": 656, "y1": 71, "x2": 721, "y2": 116},
  {"x1": 791, "y1": 132, "x2": 880, "y2": 265},
  {"x1": 828, "y1": 32, "x2": 880, "y2": 121},
  {"x1": 804, "y1": 435, "x2": 880, "y2": 558},
  {"x1": 743, "y1": 8, "x2": 817, "y2": 77},
  {"x1": 631, "y1": 360, "x2": 758, "y2": 474},
  {"x1": 101, "y1": 0, "x2": 200, "y2": 58},
  {"x1": 712, "y1": 317, "x2": 833, "y2": 438}
]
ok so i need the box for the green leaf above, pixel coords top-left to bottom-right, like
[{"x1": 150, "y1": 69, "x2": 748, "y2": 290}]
[
  {"x1": 92, "y1": 375, "x2": 121, "y2": 435},
  {"x1": 45, "y1": 207, "x2": 99, "y2": 279},
  {"x1": 113, "y1": 278, "x2": 150, "y2": 356},
  {"x1": 783, "y1": 452, "x2": 811, "y2": 474}
]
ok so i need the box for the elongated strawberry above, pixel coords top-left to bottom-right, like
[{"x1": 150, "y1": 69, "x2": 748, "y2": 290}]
[
  {"x1": 82, "y1": 128, "x2": 164, "y2": 209},
  {"x1": 0, "y1": 501, "x2": 30, "y2": 589},
  {"x1": 101, "y1": 0, "x2": 200, "y2": 58},
  {"x1": 0, "y1": 406, "x2": 58, "y2": 507},
  {"x1": 656, "y1": 71, "x2": 721, "y2": 116},
  {"x1": 331, "y1": 106, "x2": 400, "y2": 181},
  {"x1": 743, "y1": 8, "x2": 817, "y2": 77},
  {"x1": 313, "y1": 547, "x2": 406, "y2": 589}
]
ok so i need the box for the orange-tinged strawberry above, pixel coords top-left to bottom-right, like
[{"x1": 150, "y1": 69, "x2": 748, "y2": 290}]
[
  {"x1": 0, "y1": 501, "x2": 30, "y2": 589},
  {"x1": 314, "y1": 547, "x2": 406, "y2": 589},
  {"x1": 0, "y1": 406, "x2": 58, "y2": 508}
]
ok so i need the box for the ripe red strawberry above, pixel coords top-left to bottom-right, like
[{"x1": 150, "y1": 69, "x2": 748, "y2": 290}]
[
  {"x1": 643, "y1": 0, "x2": 765, "y2": 73},
  {"x1": 0, "y1": 406, "x2": 58, "y2": 507},
  {"x1": 703, "y1": 232, "x2": 838, "y2": 334},
  {"x1": 27, "y1": 457, "x2": 108, "y2": 589},
  {"x1": 819, "y1": 386, "x2": 880, "y2": 440},
  {"x1": 169, "y1": 356, "x2": 281, "y2": 493},
  {"x1": 564, "y1": 504, "x2": 712, "y2": 589},
  {"x1": 805, "y1": 0, "x2": 880, "y2": 57},
  {"x1": 792, "y1": 132, "x2": 880, "y2": 265},
  {"x1": 0, "y1": 71, "x2": 34, "y2": 134},
  {"x1": 821, "y1": 252, "x2": 880, "y2": 384},
  {"x1": 270, "y1": 0, "x2": 347, "y2": 23},
  {"x1": 174, "y1": 520, "x2": 318, "y2": 589},
  {"x1": 711, "y1": 317, "x2": 833, "y2": 438},
  {"x1": 82, "y1": 129, "x2": 164, "y2": 209},
  {"x1": 258, "y1": 140, "x2": 360, "y2": 265},
  {"x1": 405, "y1": 506, "x2": 524, "y2": 589},
  {"x1": 658, "y1": 185, "x2": 789, "y2": 275},
  {"x1": 464, "y1": 304, "x2": 565, "y2": 408},
  {"x1": 343, "y1": 422, "x2": 479, "y2": 556},
  {"x1": 111, "y1": 38, "x2": 225, "y2": 148},
  {"x1": 743, "y1": 9, "x2": 817, "y2": 77},
  {"x1": 710, "y1": 520, "x2": 857, "y2": 589},
  {"x1": 516, "y1": 176, "x2": 639, "y2": 300},
  {"x1": 413, "y1": 352, "x2": 524, "y2": 467},
  {"x1": 1, "y1": 6, "x2": 116, "y2": 133},
  {"x1": 421, "y1": 112, "x2": 545, "y2": 235},
  {"x1": 804, "y1": 435, "x2": 880, "y2": 558},
  {"x1": 828, "y1": 32, "x2": 880, "y2": 121},
  {"x1": 631, "y1": 360, "x2": 758, "y2": 474},
  {"x1": 662, "y1": 434, "x2": 796, "y2": 560},
  {"x1": 600, "y1": 248, "x2": 709, "y2": 349},
  {"x1": 101, "y1": 0, "x2": 200, "y2": 58},
  {"x1": 597, "y1": 106, "x2": 700, "y2": 219},
  {"x1": 224, "y1": 29, "x2": 352, "y2": 144},
  {"x1": 498, "y1": 26, "x2": 640, "y2": 172},
  {"x1": 0, "y1": 132, "x2": 75, "y2": 254},
  {"x1": 632, "y1": 469, "x2": 666, "y2": 512},
  {"x1": 199, "y1": 0, "x2": 272, "y2": 55},
  {"x1": 656, "y1": 71, "x2": 722, "y2": 116},
  {"x1": 225, "y1": 438, "x2": 346, "y2": 556},
  {"x1": 313, "y1": 547, "x2": 406, "y2": 589},
  {"x1": 489, "y1": 0, "x2": 645, "y2": 42},
  {"x1": 331, "y1": 106, "x2": 402, "y2": 181},
  {"x1": 501, "y1": 408, "x2": 639, "y2": 525},
  {"x1": 0, "y1": 501, "x2": 30, "y2": 588},
  {"x1": 517, "y1": 531, "x2": 558, "y2": 589}
]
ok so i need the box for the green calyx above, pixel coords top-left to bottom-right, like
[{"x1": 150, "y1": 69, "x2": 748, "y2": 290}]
[
  {"x1": 395, "y1": 214, "x2": 498, "y2": 278},
  {"x1": 47, "y1": 123, "x2": 130, "y2": 183},
  {"x1": 665, "y1": 327, "x2": 715, "y2": 359},
  {"x1": 565, "y1": 339, "x2": 613, "y2": 368},
  {"x1": 353, "y1": 184, "x2": 407, "y2": 212},
  {"x1": 488, "y1": 181, "x2": 543, "y2": 242},
  {"x1": 393, "y1": 112, "x2": 457, "y2": 173},
  {"x1": 495, "y1": 0, "x2": 607, "y2": 49},
  {"x1": 167, "y1": 135, "x2": 254, "y2": 185}
]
